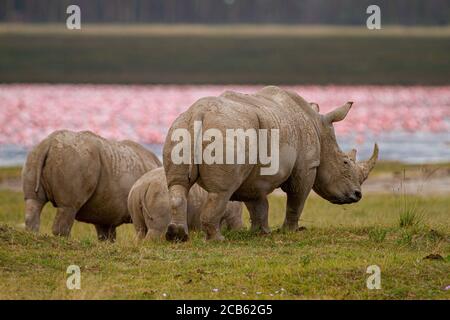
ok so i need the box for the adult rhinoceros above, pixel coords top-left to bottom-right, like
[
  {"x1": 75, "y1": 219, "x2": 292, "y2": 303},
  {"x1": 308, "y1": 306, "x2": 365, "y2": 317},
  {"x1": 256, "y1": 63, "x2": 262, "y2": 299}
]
[
  {"x1": 22, "y1": 130, "x2": 161, "y2": 241},
  {"x1": 163, "y1": 86, "x2": 378, "y2": 241}
]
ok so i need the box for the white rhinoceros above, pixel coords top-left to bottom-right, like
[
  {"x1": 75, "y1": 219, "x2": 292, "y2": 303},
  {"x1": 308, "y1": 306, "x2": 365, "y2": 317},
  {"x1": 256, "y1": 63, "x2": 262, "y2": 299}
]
[
  {"x1": 22, "y1": 130, "x2": 161, "y2": 241},
  {"x1": 162, "y1": 86, "x2": 378, "y2": 241},
  {"x1": 128, "y1": 167, "x2": 243, "y2": 240}
]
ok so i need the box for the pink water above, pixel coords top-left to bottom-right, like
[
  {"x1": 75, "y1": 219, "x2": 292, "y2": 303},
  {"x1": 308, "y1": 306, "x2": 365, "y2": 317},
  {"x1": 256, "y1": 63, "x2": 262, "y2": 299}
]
[{"x1": 1, "y1": 84, "x2": 449, "y2": 163}]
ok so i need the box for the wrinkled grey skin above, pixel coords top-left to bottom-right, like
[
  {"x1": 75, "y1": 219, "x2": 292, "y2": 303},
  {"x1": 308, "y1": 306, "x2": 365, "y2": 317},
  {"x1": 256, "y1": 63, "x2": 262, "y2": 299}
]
[
  {"x1": 163, "y1": 86, "x2": 378, "y2": 241},
  {"x1": 128, "y1": 167, "x2": 243, "y2": 240},
  {"x1": 23, "y1": 130, "x2": 161, "y2": 241}
]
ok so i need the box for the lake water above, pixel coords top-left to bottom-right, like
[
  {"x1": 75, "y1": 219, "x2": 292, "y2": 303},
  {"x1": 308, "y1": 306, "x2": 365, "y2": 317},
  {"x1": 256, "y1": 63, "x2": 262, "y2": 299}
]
[
  {"x1": 2, "y1": 131, "x2": 449, "y2": 167},
  {"x1": 1, "y1": 84, "x2": 449, "y2": 166}
]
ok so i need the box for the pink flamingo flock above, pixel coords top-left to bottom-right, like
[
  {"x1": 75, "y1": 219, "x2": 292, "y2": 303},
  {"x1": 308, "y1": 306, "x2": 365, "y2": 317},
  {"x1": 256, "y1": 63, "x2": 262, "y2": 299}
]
[{"x1": 0, "y1": 84, "x2": 449, "y2": 147}]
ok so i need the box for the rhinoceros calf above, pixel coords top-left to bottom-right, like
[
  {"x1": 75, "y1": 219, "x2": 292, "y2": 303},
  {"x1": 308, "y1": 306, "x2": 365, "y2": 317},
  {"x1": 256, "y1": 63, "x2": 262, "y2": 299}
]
[
  {"x1": 128, "y1": 167, "x2": 243, "y2": 240},
  {"x1": 163, "y1": 86, "x2": 378, "y2": 241},
  {"x1": 22, "y1": 130, "x2": 161, "y2": 241}
]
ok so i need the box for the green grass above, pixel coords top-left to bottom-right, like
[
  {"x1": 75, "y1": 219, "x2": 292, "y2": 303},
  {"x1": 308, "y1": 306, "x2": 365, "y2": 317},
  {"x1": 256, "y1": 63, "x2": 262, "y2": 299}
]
[
  {"x1": 0, "y1": 188, "x2": 448, "y2": 300},
  {"x1": 0, "y1": 166, "x2": 22, "y2": 183},
  {"x1": 399, "y1": 207, "x2": 424, "y2": 229},
  {"x1": 1, "y1": 24, "x2": 449, "y2": 84},
  {"x1": 2, "y1": 162, "x2": 448, "y2": 181}
]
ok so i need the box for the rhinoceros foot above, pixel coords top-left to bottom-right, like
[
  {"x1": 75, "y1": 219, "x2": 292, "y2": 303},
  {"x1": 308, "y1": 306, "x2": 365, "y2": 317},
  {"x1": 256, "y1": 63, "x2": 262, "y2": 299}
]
[
  {"x1": 165, "y1": 223, "x2": 189, "y2": 242},
  {"x1": 250, "y1": 225, "x2": 271, "y2": 235}
]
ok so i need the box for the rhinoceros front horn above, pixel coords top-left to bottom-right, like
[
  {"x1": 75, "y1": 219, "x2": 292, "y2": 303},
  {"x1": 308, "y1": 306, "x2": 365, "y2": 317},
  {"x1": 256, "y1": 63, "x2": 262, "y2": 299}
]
[{"x1": 358, "y1": 143, "x2": 379, "y2": 183}]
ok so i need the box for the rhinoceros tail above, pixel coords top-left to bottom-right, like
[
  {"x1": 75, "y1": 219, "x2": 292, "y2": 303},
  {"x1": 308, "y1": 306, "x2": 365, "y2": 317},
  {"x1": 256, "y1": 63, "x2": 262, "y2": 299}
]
[
  {"x1": 188, "y1": 111, "x2": 204, "y2": 184},
  {"x1": 34, "y1": 140, "x2": 51, "y2": 193}
]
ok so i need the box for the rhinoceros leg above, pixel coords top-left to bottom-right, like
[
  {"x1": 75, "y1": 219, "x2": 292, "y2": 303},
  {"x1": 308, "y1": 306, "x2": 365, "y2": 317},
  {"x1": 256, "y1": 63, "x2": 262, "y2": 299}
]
[
  {"x1": 201, "y1": 192, "x2": 231, "y2": 241},
  {"x1": 221, "y1": 202, "x2": 243, "y2": 231},
  {"x1": 95, "y1": 224, "x2": 117, "y2": 242},
  {"x1": 24, "y1": 199, "x2": 46, "y2": 233},
  {"x1": 52, "y1": 207, "x2": 77, "y2": 237},
  {"x1": 245, "y1": 197, "x2": 270, "y2": 234},
  {"x1": 282, "y1": 170, "x2": 316, "y2": 231},
  {"x1": 166, "y1": 185, "x2": 189, "y2": 242}
]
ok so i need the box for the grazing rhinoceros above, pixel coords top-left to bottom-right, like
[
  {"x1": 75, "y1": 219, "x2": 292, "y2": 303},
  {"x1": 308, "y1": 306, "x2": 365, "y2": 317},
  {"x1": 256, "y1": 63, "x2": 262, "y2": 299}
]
[
  {"x1": 128, "y1": 167, "x2": 243, "y2": 240},
  {"x1": 22, "y1": 130, "x2": 161, "y2": 241},
  {"x1": 163, "y1": 86, "x2": 378, "y2": 241}
]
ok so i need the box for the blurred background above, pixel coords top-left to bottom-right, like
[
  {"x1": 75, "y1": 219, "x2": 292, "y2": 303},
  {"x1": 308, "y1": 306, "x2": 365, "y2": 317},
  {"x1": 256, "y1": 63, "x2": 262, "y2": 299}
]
[
  {"x1": 1, "y1": 2, "x2": 449, "y2": 300},
  {"x1": 0, "y1": 0, "x2": 449, "y2": 168},
  {"x1": 1, "y1": 0, "x2": 449, "y2": 25}
]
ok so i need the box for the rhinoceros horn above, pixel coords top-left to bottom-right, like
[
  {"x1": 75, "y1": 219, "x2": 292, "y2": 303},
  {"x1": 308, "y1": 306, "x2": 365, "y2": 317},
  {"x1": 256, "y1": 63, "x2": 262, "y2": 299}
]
[
  {"x1": 358, "y1": 143, "x2": 379, "y2": 183},
  {"x1": 347, "y1": 149, "x2": 357, "y2": 162}
]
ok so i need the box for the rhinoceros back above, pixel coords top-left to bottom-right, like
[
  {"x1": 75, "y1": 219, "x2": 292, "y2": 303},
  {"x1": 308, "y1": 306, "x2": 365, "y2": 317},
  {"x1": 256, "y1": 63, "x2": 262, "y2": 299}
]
[
  {"x1": 75, "y1": 133, "x2": 160, "y2": 225},
  {"x1": 24, "y1": 130, "x2": 160, "y2": 226},
  {"x1": 163, "y1": 86, "x2": 320, "y2": 192}
]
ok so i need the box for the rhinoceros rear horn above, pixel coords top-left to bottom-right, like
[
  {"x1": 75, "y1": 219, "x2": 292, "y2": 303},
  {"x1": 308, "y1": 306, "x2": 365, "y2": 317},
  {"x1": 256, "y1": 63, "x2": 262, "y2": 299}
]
[
  {"x1": 358, "y1": 143, "x2": 379, "y2": 183},
  {"x1": 325, "y1": 101, "x2": 353, "y2": 124},
  {"x1": 347, "y1": 148, "x2": 357, "y2": 162}
]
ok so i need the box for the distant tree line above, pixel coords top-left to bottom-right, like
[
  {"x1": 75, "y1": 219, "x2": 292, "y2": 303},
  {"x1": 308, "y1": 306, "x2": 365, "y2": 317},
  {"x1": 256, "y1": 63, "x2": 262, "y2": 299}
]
[{"x1": 0, "y1": 0, "x2": 449, "y2": 25}]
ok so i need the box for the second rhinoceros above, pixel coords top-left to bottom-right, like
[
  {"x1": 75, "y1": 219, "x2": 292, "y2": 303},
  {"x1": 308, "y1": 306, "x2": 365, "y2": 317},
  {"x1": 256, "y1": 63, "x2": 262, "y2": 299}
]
[
  {"x1": 163, "y1": 86, "x2": 378, "y2": 241},
  {"x1": 128, "y1": 167, "x2": 243, "y2": 240},
  {"x1": 22, "y1": 130, "x2": 161, "y2": 241}
]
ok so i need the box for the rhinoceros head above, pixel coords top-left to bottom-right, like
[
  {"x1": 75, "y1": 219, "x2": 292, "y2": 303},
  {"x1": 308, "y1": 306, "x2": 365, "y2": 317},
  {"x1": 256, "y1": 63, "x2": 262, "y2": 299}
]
[{"x1": 312, "y1": 102, "x2": 378, "y2": 204}]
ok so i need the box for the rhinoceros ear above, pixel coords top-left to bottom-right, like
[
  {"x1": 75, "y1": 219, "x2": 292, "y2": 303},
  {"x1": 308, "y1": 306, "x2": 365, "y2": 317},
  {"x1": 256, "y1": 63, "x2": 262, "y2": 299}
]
[
  {"x1": 348, "y1": 149, "x2": 357, "y2": 162},
  {"x1": 310, "y1": 102, "x2": 320, "y2": 113},
  {"x1": 325, "y1": 101, "x2": 353, "y2": 124}
]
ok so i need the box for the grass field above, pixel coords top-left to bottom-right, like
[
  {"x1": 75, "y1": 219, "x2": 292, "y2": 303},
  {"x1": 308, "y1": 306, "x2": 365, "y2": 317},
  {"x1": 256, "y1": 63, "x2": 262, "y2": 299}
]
[
  {"x1": 0, "y1": 164, "x2": 449, "y2": 299},
  {"x1": 1, "y1": 161, "x2": 447, "y2": 183},
  {"x1": 0, "y1": 24, "x2": 449, "y2": 84}
]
